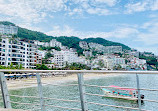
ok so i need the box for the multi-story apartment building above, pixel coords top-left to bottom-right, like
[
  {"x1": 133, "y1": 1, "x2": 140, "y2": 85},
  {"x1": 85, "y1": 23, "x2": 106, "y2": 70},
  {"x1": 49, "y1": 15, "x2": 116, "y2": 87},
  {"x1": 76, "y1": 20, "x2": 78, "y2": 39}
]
[
  {"x1": 0, "y1": 35, "x2": 40, "y2": 68},
  {"x1": 79, "y1": 41, "x2": 89, "y2": 49},
  {"x1": 49, "y1": 39, "x2": 62, "y2": 48},
  {"x1": 104, "y1": 46, "x2": 122, "y2": 53},
  {"x1": 34, "y1": 39, "x2": 62, "y2": 48},
  {"x1": 0, "y1": 24, "x2": 18, "y2": 35},
  {"x1": 89, "y1": 42, "x2": 105, "y2": 52},
  {"x1": 127, "y1": 57, "x2": 147, "y2": 70},
  {"x1": 53, "y1": 50, "x2": 80, "y2": 68},
  {"x1": 35, "y1": 52, "x2": 42, "y2": 65},
  {"x1": 34, "y1": 40, "x2": 44, "y2": 46}
]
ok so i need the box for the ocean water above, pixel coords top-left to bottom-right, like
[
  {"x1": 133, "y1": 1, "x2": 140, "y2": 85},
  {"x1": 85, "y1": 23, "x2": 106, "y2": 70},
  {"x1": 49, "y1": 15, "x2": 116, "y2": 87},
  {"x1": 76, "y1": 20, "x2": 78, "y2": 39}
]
[{"x1": 0, "y1": 74, "x2": 158, "y2": 111}]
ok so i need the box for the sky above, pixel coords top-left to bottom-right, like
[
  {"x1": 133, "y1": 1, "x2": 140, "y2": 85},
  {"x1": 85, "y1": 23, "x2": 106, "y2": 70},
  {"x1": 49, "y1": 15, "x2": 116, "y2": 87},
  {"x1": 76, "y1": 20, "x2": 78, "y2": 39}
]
[{"x1": 0, "y1": 0, "x2": 158, "y2": 55}]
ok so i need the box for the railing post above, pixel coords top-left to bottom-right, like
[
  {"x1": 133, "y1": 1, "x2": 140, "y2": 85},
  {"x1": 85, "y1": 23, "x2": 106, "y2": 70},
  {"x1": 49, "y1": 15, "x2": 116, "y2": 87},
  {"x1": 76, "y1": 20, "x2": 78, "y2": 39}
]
[
  {"x1": 77, "y1": 73, "x2": 88, "y2": 111},
  {"x1": 36, "y1": 73, "x2": 45, "y2": 111},
  {"x1": 0, "y1": 72, "x2": 11, "y2": 108},
  {"x1": 136, "y1": 74, "x2": 141, "y2": 111}
]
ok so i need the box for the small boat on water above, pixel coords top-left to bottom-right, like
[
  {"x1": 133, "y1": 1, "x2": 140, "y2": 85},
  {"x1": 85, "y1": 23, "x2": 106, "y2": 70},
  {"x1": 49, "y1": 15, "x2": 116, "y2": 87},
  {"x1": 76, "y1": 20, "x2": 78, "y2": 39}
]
[{"x1": 101, "y1": 85, "x2": 144, "y2": 101}]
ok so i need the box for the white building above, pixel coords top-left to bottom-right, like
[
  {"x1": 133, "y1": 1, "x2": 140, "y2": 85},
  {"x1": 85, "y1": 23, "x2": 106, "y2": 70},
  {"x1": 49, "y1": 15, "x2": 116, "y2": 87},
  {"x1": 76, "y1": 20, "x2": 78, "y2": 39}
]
[
  {"x1": 0, "y1": 35, "x2": 40, "y2": 69},
  {"x1": 94, "y1": 55, "x2": 126, "y2": 70},
  {"x1": 49, "y1": 39, "x2": 62, "y2": 48},
  {"x1": 83, "y1": 50, "x2": 92, "y2": 57},
  {"x1": 34, "y1": 40, "x2": 44, "y2": 46},
  {"x1": 89, "y1": 42, "x2": 105, "y2": 52},
  {"x1": 128, "y1": 49, "x2": 139, "y2": 57},
  {"x1": 37, "y1": 50, "x2": 47, "y2": 58},
  {"x1": 35, "y1": 39, "x2": 62, "y2": 48},
  {"x1": 113, "y1": 57, "x2": 126, "y2": 69},
  {"x1": 127, "y1": 57, "x2": 147, "y2": 70},
  {"x1": 53, "y1": 50, "x2": 80, "y2": 68},
  {"x1": 0, "y1": 24, "x2": 18, "y2": 35},
  {"x1": 104, "y1": 46, "x2": 122, "y2": 53},
  {"x1": 44, "y1": 42, "x2": 50, "y2": 47},
  {"x1": 79, "y1": 41, "x2": 89, "y2": 49}
]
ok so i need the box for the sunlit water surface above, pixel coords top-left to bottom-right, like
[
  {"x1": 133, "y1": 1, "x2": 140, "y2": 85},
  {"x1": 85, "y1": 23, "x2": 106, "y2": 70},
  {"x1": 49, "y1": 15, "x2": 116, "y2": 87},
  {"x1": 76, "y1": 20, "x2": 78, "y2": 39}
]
[{"x1": 0, "y1": 74, "x2": 158, "y2": 111}]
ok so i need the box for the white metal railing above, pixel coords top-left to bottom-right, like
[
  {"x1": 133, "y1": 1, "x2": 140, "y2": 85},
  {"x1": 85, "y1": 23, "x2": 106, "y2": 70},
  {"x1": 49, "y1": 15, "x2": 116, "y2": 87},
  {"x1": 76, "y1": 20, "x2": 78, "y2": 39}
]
[{"x1": 0, "y1": 70, "x2": 158, "y2": 111}]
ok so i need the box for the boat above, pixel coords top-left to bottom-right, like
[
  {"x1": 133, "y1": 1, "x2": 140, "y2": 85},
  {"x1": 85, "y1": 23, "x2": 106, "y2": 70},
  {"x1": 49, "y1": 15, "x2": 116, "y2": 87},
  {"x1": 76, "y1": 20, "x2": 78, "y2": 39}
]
[{"x1": 101, "y1": 85, "x2": 144, "y2": 101}]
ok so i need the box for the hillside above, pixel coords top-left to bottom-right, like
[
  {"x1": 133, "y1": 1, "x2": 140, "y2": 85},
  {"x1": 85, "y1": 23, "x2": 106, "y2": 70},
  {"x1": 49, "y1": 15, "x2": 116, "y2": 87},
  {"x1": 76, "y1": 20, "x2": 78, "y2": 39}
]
[
  {"x1": 83, "y1": 38, "x2": 131, "y2": 50},
  {"x1": 0, "y1": 21, "x2": 131, "y2": 51}
]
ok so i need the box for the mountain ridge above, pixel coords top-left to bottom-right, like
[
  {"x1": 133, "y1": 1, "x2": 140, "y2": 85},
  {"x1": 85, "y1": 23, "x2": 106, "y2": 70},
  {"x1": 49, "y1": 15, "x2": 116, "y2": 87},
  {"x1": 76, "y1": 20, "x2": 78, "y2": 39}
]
[{"x1": 0, "y1": 21, "x2": 131, "y2": 51}]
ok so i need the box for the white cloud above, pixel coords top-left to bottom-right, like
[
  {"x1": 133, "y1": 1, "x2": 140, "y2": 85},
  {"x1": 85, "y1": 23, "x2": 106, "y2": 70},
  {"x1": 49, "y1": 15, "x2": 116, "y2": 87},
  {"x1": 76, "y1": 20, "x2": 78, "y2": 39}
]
[
  {"x1": 125, "y1": 1, "x2": 149, "y2": 13},
  {"x1": 95, "y1": 0, "x2": 117, "y2": 7},
  {"x1": 130, "y1": 19, "x2": 158, "y2": 45},
  {"x1": 137, "y1": 23, "x2": 158, "y2": 45},
  {"x1": 151, "y1": 0, "x2": 158, "y2": 10},
  {"x1": 86, "y1": 8, "x2": 110, "y2": 15},
  {"x1": 0, "y1": 0, "x2": 69, "y2": 31},
  {"x1": 47, "y1": 25, "x2": 77, "y2": 37},
  {"x1": 47, "y1": 25, "x2": 138, "y2": 39},
  {"x1": 125, "y1": 0, "x2": 158, "y2": 14},
  {"x1": 0, "y1": 0, "x2": 118, "y2": 27},
  {"x1": 136, "y1": 47, "x2": 158, "y2": 55},
  {"x1": 67, "y1": 0, "x2": 118, "y2": 16}
]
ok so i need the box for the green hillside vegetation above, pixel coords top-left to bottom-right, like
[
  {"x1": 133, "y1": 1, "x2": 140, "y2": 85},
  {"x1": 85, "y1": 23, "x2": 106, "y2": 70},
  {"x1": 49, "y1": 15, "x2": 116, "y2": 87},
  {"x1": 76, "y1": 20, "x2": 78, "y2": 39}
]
[
  {"x1": 0, "y1": 21, "x2": 131, "y2": 53},
  {"x1": 0, "y1": 21, "x2": 16, "y2": 26}
]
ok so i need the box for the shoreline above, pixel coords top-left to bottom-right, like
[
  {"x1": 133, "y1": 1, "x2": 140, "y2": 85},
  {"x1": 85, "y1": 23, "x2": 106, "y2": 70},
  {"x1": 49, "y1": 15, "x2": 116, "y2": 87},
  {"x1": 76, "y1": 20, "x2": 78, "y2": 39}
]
[{"x1": 6, "y1": 73, "x2": 122, "y2": 90}]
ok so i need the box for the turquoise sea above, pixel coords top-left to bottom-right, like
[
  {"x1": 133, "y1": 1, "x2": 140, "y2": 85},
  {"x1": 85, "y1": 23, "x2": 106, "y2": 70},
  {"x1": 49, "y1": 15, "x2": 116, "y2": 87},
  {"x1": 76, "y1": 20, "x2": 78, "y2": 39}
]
[{"x1": 0, "y1": 74, "x2": 158, "y2": 111}]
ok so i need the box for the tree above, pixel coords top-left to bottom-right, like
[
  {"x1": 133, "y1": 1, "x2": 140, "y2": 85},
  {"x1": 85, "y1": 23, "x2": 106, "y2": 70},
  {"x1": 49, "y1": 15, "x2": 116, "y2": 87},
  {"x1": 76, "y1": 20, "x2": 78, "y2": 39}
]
[
  {"x1": 45, "y1": 52, "x2": 53, "y2": 59},
  {"x1": 36, "y1": 64, "x2": 49, "y2": 70},
  {"x1": 10, "y1": 63, "x2": 14, "y2": 69},
  {"x1": 113, "y1": 64, "x2": 122, "y2": 70},
  {"x1": 19, "y1": 64, "x2": 23, "y2": 69},
  {"x1": 98, "y1": 60, "x2": 104, "y2": 68}
]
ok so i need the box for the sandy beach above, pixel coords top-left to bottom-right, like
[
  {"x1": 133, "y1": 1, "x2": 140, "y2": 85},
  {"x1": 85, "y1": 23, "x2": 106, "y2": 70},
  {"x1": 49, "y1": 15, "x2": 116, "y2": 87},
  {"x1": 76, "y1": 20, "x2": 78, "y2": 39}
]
[{"x1": 6, "y1": 73, "x2": 121, "y2": 90}]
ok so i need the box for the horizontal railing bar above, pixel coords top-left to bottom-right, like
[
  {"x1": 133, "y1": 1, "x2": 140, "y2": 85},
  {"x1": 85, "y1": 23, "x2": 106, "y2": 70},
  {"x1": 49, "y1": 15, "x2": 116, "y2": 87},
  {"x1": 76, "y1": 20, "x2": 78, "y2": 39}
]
[
  {"x1": 44, "y1": 104, "x2": 81, "y2": 110},
  {"x1": 84, "y1": 84, "x2": 158, "y2": 91},
  {"x1": 1, "y1": 70, "x2": 158, "y2": 74},
  {"x1": 44, "y1": 97, "x2": 80, "y2": 102},
  {"x1": 87, "y1": 101, "x2": 150, "y2": 111},
  {"x1": 9, "y1": 82, "x2": 78, "y2": 87},
  {"x1": 9, "y1": 95, "x2": 39, "y2": 99},
  {"x1": 42, "y1": 83, "x2": 78, "y2": 86},
  {"x1": 9, "y1": 94, "x2": 80, "y2": 103},
  {"x1": 143, "y1": 99, "x2": 158, "y2": 103},
  {"x1": 14, "y1": 82, "x2": 37, "y2": 84},
  {"x1": 10, "y1": 101, "x2": 40, "y2": 106}
]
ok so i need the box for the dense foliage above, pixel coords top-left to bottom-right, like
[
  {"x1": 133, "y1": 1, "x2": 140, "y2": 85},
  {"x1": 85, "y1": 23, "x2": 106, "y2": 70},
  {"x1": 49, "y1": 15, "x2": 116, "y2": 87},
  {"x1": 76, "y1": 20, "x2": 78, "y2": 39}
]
[
  {"x1": 18, "y1": 27, "x2": 54, "y2": 42},
  {"x1": 0, "y1": 63, "x2": 23, "y2": 69},
  {"x1": 0, "y1": 21, "x2": 15, "y2": 26},
  {"x1": 36, "y1": 63, "x2": 91, "y2": 70},
  {"x1": 39, "y1": 46, "x2": 61, "y2": 51},
  {"x1": 55, "y1": 36, "x2": 84, "y2": 55},
  {"x1": 45, "y1": 52, "x2": 53, "y2": 59},
  {"x1": 64, "y1": 63, "x2": 91, "y2": 70},
  {"x1": 139, "y1": 56, "x2": 158, "y2": 66}
]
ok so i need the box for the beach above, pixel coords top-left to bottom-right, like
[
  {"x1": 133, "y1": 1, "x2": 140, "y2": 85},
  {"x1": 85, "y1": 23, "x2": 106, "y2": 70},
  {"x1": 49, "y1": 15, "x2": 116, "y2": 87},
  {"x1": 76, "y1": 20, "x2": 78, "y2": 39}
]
[{"x1": 6, "y1": 73, "x2": 120, "y2": 90}]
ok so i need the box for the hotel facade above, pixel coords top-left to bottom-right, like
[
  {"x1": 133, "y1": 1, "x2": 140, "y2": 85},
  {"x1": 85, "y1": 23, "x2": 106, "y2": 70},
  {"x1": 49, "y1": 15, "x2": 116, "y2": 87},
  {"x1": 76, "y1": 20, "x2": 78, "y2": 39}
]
[{"x1": 0, "y1": 25, "x2": 42, "y2": 69}]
